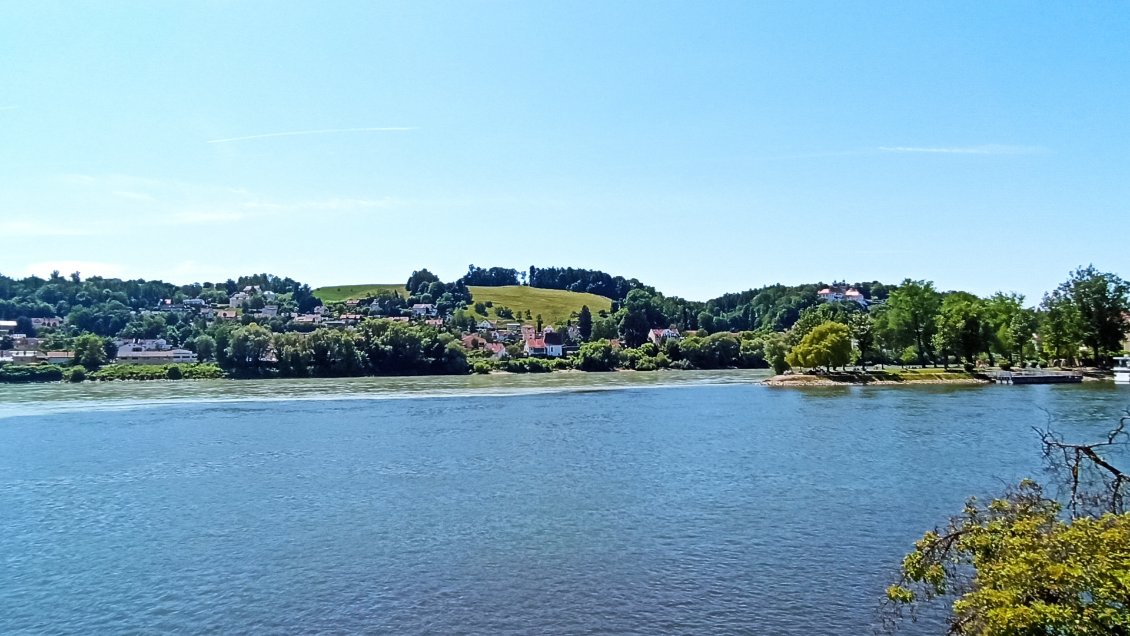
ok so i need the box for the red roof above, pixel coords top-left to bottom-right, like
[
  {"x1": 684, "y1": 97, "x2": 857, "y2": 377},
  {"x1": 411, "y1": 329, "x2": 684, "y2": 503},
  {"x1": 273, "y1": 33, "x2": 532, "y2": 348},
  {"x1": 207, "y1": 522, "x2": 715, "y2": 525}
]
[{"x1": 526, "y1": 338, "x2": 546, "y2": 349}]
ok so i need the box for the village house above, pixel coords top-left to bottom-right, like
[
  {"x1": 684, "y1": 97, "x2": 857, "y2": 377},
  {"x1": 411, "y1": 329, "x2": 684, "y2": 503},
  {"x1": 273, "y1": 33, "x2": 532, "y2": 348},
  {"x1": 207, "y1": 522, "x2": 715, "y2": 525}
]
[
  {"x1": 484, "y1": 342, "x2": 508, "y2": 359},
  {"x1": 31, "y1": 317, "x2": 62, "y2": 329},
  {"x1": 648, "y1": 328, "x2": 681, "y2": 346},
  {"x1": 0, "y1": 320, "x2": 17, "y2": 335},
  {"x1": 116, "y1": 349, "x2": 198, "y2": 365},
  {"x1": 476, "y1": 319, "x2": 496, "y2": 331},
  {"x1": 7, "y1": 350, "x2": 44, "y2": 365},
  {"x1": 215, "y1": 309, "x2": 239, "y2": 321},
  {"x1": 411, "y1": 303, "x2": 438, "y2": 317},
  {"x1": 817, "y1": 285, "x2": 868, "y2": 307},
  {"x1": 524, "y1": 331, "x2": 564, "y2": 358},
  {"x1": 229, "y1": 292, "x2": 249, "y2": 308},
  {"x1": 45, "y1": 351, "x2": 75, "y2": 364},
  {"x1": 425, "y1": 318, "x2": 444, "y2": 328},
  {"x1": 258, "y1": 305, "x2": 280, "y2": 318}
]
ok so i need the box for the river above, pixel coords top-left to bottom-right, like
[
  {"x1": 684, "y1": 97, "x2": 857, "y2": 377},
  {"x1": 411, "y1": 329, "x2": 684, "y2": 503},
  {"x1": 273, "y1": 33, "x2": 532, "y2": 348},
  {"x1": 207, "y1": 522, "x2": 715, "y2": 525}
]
[{"x1": 1, "y1": 371, "x2": 1127, "y2": 634}]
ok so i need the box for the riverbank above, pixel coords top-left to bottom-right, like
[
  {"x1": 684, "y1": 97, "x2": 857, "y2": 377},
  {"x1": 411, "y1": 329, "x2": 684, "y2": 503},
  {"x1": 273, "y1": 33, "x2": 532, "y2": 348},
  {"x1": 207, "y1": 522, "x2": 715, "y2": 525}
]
[{"x1": 763, "y1": 368, "x2": 992, "y2": 386}]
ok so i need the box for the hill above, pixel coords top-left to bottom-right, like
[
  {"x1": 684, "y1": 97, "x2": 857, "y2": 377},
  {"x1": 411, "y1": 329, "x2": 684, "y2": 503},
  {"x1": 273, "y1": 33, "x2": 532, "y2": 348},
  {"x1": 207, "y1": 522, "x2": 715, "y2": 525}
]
[
  {"x1": 466, "y1": 285, "x2": 612, "y2": 325},
  {"x1": 312, "y1": 283, "x2": 613, "y2": 325},
  {"x1": 312, "y1": 284, "x2": 408, "y2": 303}
]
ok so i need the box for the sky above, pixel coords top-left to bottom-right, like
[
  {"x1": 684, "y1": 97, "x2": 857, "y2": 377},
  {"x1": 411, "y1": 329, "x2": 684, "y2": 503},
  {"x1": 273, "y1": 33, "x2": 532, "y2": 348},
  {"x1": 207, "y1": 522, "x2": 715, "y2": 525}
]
[{"x1": 1, "y1": 1, "x2": 1127, "y2": 303}]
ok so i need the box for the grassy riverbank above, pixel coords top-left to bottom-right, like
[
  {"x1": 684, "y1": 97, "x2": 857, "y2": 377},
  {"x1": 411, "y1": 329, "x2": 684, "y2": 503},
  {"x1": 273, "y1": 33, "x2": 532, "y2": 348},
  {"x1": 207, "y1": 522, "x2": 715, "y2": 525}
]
[{"x1": 764, "y1": 367, "x2": 992, "y2": 386}]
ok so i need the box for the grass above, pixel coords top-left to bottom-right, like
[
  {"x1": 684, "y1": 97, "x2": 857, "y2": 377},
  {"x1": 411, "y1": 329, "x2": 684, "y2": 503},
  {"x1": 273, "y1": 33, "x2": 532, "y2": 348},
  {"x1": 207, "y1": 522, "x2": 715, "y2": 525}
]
[
  {"x1": 313, "y1": 284, "x2": 409, "y2": 303},
  {"x1": 466, "y1": 285, "x2": 613, "y2": 325},
  {"x1": 312, "y1": 283, "x2": 614, "y2": 325}
]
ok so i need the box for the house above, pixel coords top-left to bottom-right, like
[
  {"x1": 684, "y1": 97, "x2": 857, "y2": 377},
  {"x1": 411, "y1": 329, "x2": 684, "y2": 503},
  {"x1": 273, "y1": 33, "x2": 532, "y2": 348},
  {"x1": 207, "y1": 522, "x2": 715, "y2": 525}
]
[
  {"x1": 521, "y1": 324, "x2": 537, "y2": 341},
  {"x1": 8, "y1": 350, "x2": 44, "y2": 365},
  {"x1": 229, "y1": 292, "x2": 249, "y2": 308},
  {"x1": 411, "y1": 303, "x2": 437, "y2": 317},
  {"x1": 462, "y1": 334, "x2": 487, "y2": 349},
  {"x1": 215, "y1": 309, "x2": 239, "y2": 321},
  {"x1": 648, "y1": 328, "x2": 681, "y2": 346},
  {"x1": 0, "y1": 320, "x2": 16, "y2": 335},
  {"x1": 31, "y1": 317, "x2": 62, "y2": 329},
  {"x1": 843, "y1": 288, "x2": 868, "y2": 306},
  {"x1": 258, "y1": 305, "x2": 279, "y2": 318},
  {"x1": 425, "y1": 318, "x2": 444, "y2": 327},
  {"x1": 293, "y1": 314, "x2": 321, "y2": 325},
  {"x1": 45, "y1": 351, "x2": 74, "y2": 364},
  {"x1": 183, "y1": 298, "x2": 206, "y2": 308},
  {"x1": 476, "y1": 320, "x2": 496, "y2": 331},
  {"x1": 817, "y1": 285, "x2": 868, "y2": 307},
  {"x1": 339, "y1": 313, "x2": 363, "y2": 324},
  {"x1": 115, "y1": 349, "x2": 197, "y2": 365},
  {"x1": 313, "y1": 305, "x2": 327, "y2": 315},
  {"x1": 484, "y1": 342, "x2": 508, "y2": 359},
  {"x1": 524, "y1": 331, "x2": 564, "y2": 358}
]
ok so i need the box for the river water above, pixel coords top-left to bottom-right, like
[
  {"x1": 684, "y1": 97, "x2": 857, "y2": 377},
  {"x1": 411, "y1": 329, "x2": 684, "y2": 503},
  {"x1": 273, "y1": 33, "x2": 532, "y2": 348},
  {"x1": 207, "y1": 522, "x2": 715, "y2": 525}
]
[{"x1": 1, "y1": 371, "x2": 1127, "y2": 634}]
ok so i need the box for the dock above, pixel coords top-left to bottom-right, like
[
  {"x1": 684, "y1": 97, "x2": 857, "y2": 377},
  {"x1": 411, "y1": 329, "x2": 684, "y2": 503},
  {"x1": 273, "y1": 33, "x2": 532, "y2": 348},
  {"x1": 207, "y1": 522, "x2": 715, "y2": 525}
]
[{"x1": 991, "y1": 370, "x2": 1084, "y2": 385}]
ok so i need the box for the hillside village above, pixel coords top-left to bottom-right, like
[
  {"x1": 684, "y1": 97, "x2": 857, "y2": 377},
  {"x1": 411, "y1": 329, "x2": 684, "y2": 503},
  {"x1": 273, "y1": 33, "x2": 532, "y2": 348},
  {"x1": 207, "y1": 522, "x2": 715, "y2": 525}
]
[{"x1": 1, "y1": 265, "x2": 1127, "y2": 381}]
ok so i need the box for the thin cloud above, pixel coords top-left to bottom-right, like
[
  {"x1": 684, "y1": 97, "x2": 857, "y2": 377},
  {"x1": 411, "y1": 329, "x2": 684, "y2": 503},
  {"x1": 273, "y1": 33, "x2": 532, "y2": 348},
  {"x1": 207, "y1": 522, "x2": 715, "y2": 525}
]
[
  {"x1": 0, "y1": 105, "x2": 17, "y2": 112},
  {"x1": 0, "y1": 221, "x2": 94, "y2": 237},
  {"x1": 879, "y1": 144, "x2": 1047, "y2": 155},
  {"x1": 207, "y1": 127, "x2": 416, "y2": 144}
]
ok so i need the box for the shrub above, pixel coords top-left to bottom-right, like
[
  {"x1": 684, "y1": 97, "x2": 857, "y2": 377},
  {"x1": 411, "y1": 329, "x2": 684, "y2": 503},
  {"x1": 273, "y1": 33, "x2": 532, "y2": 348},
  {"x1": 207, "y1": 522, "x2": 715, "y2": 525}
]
[
  {"x1": 66, "y1": 367, "x2": 86, "y2": 383},
  {"x1": 962, "y1": 362, "x2": 976, "y2": 373},
  {"x1": 998, "y1": 361, "x2": 1012, "y2": 371},
  {"x1": 0, "y1": 364, "x2": 64, "y2": 383},
  {"x1": 472, "y1": 360, "x2": 493, "y2": 374},
  {"x1": 166, "y1": 365, "x2": 184, "y2": 380}
]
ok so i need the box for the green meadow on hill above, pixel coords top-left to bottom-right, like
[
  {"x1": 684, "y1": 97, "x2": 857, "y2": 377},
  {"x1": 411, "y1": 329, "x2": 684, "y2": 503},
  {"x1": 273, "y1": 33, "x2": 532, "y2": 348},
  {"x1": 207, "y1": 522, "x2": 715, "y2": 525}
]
[{"x1": 312, "y1": 283, "x2": 613, "y2": 325}]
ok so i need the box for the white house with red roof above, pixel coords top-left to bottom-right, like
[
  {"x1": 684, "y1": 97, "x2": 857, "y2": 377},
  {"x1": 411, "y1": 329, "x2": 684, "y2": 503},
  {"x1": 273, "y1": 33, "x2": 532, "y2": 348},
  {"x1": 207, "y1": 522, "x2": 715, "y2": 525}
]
[{"x1": 818, "y1": 285, "x2": 868, "y2": 307}]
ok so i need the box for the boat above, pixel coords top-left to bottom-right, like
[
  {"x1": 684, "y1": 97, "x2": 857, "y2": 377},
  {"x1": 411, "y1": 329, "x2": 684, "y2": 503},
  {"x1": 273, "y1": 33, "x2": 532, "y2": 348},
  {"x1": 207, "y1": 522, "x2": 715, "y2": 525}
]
[{"x1": 1115, "y1": 356, "x2": 1130, "y2": 385}]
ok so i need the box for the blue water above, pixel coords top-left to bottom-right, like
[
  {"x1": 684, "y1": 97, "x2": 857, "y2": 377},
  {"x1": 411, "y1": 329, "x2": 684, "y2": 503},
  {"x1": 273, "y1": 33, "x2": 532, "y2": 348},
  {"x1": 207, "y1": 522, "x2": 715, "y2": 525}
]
[{"x1": 1, "y1": 377, "x2": 1127, "y2": 634}]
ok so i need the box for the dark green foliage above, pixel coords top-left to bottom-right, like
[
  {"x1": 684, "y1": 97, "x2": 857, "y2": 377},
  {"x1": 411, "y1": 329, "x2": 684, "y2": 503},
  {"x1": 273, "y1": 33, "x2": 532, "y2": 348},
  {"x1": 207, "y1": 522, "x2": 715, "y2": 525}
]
[
  {"x1": 0, "y1": 364, "x2": 64, "y2": 383},
  {"x1": 578, "y1": 305, "x2": 593, "y2": 341},
  {"x1": 575, "y1": 340, "x2": 620, "y2": 372},
  {"x1": 459, "y1": 265, "x2": 520, "y2": 287}
]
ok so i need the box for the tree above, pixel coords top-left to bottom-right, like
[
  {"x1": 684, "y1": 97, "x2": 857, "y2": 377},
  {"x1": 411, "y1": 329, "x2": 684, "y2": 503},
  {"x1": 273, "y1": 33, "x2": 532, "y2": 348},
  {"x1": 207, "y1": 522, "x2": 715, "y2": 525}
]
[
  {"x1": 578, "y1": 305, "x2": 593, "y2": 341},
  {"x1": 225, "y1": 323, "x2": 272, "y2": 371},
  {"x1": 1039, "y1": 290, "x2": 1084, "y2": 364},
  {"x1": 887, "y1": 280, "x2": 942, "y2": 365},
  {"x1": 1058, "y1": 265, "x2": 1130, "y2": 365},
  {"x1": 762, "y1": 332, "x2": 791, "y2": 375},
  {"x1": 885, "y1": 417, "x2": 1130, "y2": 635},
  {"x1": 536, "y1": 313, "x2": 543, "y2": 333},
  {"x1": 72, "y1": 334, "x2": 108, "y2": 370},
  {"x1": 406, "y1": 269, "x2": 440, "y2": 294},
  {"x1": 192, "y1": 334, "x2": 216, "y2": 362},
  {"x1": 618, "y1": 309, "x2": 650, "y2": 349},
  {"x1": 575, "y1": 340, "x2": 620, "y2": 371},
  {"x1": 934, "y1": 293, "x2": 987, "y2": 367},
  {"x1": 849, "y1": 313, "x2": 875, "y2": 369},
  {"x1": 785, "y1": 321, "x2": 852, "y2": 371}
]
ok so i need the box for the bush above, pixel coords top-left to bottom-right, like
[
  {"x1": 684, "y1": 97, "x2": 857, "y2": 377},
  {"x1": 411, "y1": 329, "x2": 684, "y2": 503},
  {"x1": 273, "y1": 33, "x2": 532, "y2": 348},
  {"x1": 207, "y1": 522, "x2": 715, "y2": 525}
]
[
  {"x1": 166, "y1": 365, "x2": 184, "y2": 380},
  {"x1": 0, "y1": 364, "x2": 64, "y2": 383},
  {"x1": 472, "y1": 360, "x2": 493, "y2": 374},
  {"x1": 998, "y1": 361, "x2": 1012, "y2": 371},
  {"x1": 963, "y1": 362, "x2": 976, "y2": 373},
  {"x1": 549, "y1": 357, "x2": 572, "y2": 370},
  {"x1": 66, "y1": 367, "x2": 86, "y2": 383}
]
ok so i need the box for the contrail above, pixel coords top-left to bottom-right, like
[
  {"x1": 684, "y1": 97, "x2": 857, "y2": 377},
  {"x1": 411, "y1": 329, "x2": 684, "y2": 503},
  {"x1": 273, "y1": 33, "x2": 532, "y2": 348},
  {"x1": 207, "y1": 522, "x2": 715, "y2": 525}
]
[{"x1": 207, "y1": 127, "x2": 416, "y2": 144}]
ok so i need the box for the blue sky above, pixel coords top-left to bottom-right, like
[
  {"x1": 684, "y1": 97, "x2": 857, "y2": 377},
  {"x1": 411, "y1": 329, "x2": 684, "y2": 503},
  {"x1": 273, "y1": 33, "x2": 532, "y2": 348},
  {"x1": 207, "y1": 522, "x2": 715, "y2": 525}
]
[{"x1": 2, "y1": 1, "x2": 1127, "y2": 302}]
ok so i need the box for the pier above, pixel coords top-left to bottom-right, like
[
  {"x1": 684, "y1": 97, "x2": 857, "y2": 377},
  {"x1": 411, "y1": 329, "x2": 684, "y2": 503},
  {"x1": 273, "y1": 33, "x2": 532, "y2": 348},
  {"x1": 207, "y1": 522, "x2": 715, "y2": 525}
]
[{"x1": 991, "y1": 370, "x2": 1084, "y2": 385}]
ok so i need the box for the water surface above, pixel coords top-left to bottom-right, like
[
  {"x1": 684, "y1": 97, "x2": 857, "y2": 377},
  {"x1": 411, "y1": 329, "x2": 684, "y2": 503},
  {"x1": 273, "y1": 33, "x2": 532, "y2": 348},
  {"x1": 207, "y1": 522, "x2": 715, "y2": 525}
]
[{"x1": 1, "y1": 373, "x2": 1127, "y2": 634}]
